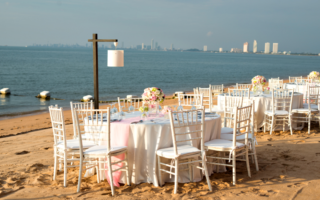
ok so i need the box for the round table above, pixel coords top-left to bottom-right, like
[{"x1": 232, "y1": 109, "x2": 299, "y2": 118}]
[
  {"x1": 217, "y1": 92, "x2": 303, "y2": 130},
  {"x1": 86, "y1": 111, "x2": 222, "y2": 186}
]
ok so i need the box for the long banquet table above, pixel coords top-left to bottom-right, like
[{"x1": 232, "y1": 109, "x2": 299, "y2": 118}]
[
  {"x1": 85, "y1": 111, "x2": 222, "y2": 187},
  {"x1": 217, "y1": 91, "x2": 304, "y2": 130}
]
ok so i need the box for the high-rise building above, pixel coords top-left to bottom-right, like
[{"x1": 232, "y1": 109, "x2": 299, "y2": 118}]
[
  {"x1": 142, "y1": 43, "x2": 144, "y2": 50},
  {"x1": 243, "y1": 42, "x2": 249, "y2": 53},
  {"x1": 203, "y1": 45, "x2": 207, "y2": 52},
  {"x1": 151, "y1": 39, "x2": 154, "y2": 50},
  {"x1": 273, "y1": 43, "x2": 278, "y2": 54},
  {"x1": 264, "y1": 42, "x2": 270, "y2": 54},
  {"x1": 219, "y1": 48, "x2": 223, "y2": 52},
  {"x1": 231, "y1": 48, "x2": 242, "y2": 53},
  {"x1": 253, "y1": 40, "x2": 257, "y2": 53}
]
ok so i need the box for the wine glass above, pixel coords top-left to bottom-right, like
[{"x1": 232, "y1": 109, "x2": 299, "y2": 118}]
[
  {"x1": 177, "y1": 105, "x2": 183, "y2": 111},
  {"x1": 128, "y1": 105, "x2": 135, "y2": 113},
  {"x1": 118, "y1": 106, "x2": 125, "y2": 120},
  {"x1": 191, "y1": 102, "x2": 196, "y2": 110}
]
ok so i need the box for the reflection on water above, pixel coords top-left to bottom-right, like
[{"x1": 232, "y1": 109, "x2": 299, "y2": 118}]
[{"x1": 0, "y1": 94, "x2": 10, "y2": 105}]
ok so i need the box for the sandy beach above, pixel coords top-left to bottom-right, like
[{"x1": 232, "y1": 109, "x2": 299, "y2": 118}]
[{"x1": 1, "y1": 80, "x2": 320, "y2": 199}]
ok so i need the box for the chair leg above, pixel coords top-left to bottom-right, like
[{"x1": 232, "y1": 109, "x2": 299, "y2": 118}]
[
  {"x1": 263, "y1": 116, "x2": 266, "y2": 133},
  {"x1": 107, "y1": 155, "x2": 115, "y2": 196},
  {"x1": 188, "y1": 158, "x2": 193, "y2": 182},
  {"x1": 77, "y1": 156, "x2": 84, "y2": 193},
  {"x1": 217, "y1": 152, "x2": 220, "y2": 173},
  {"x1": 245, "y1": 148, "x2": 251, "y2": 177},
  {"x1": 96, "y1": 160, "x2": 100, "y2": 184},
  {"x1": 157, "y1": 155, "x2": 162, "y2": 187},
  {"x1": 202, "y1": 153, "x2": 212, "y2": 192},
  {"x1": 308, "y1": 113, "x2": 311, "y2": 134},
  {"x1": 125, "y1": 152, "x2": 131, "y2": 186},
  {"x1": 270, "y1": 116, "x2": 274, "y2": 135},
  {"x1": 64, "y1": 151, "x2": 67, "y2": 187},
  {"x1": 174, "y1": 158, "x2": 179, "y2": 194},
  {"x1": 232, "y1": 151, "x2": 236, "y2": 185},
  {"x1": 53, "y1": 148, "x2": 57, "y2": 181},
  {"x1": 289, "y1": 115, "x2": 293, "y2": 135},
  {"x1": 252, "y1": 142, "x2": 259, "y2": 171}
]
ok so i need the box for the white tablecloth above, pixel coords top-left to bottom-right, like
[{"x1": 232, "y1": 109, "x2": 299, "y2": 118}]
[
  {"x1": 217, "y1": 92, "x2": 303, "y2": 130},
  {"x1": 87, "y1": 112, "x2": 222, "y2": 186}
]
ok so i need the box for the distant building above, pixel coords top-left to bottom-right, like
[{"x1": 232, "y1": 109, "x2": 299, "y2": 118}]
[
  {"x1": 142, "y1": 43, "x2": 144, "y2": 50},
  {"x1": 151, "y1": 39, "x2": 154, "y2": 50},
  {"x1": 203, "y1": 45, "x2": 207, "y2": 52},
  {"x1": 231, "y1": 48, "x2": 242, "y2": 53},
  {"x1": 264, "y1": 42, "x2": 270, "y2": 54},
  {"x1": 243, "y1": 42, "x2": 249, "y2": 53},
  {"x1": 273, "y1": 43, "x2": 278, "y2": 54},
  {"x1": 219, "y1": 48, "x2": 223, "y2": 52},
  {"x1": 283, "y1": 51, "x2": 287, "y2": 55},
  {"x1": 253, "y1": 40, "x2": 257, "y2": 53},
  {"x1": 318, "y1": 53, "x2": 320, "y2": 56}
]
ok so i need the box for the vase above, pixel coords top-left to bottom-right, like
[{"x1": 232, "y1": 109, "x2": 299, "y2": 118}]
[
  {"x1": 141, "y1": 112, "x2": 148, "y2": 120},
  {"x1": 149, "y1": 102, "x2": 159, "y2": 116},
  {"x1": 257, "y1": 85, "x2": 263, "y2": 96}
]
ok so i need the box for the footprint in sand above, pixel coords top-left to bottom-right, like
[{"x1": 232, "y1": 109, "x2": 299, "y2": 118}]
[{"x1": 15, "y1": 151, "x2": 30, "y2": 155}]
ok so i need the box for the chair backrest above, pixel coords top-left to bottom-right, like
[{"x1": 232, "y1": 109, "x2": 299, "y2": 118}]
[
  {"x1": 307, "y1": 85, "x2": 320, "y2": 109},
  {"x1": 198, "y1": 87, "x2": 212, "y2": 109},
  {"x1": 289, "y1": 76, "x2": 302, "y2": 83},
  {"x1": 232, "y1": 104, "x2": 252, "y2": 147},
  {"x1": 271, "y1": 89, "x2": 293, "y2": 113},
  {"x1": 70, "y1": 101, "x2": 93, "y2": 139},
  {"x1": 118, "y1": 97, "x2": 144, "y2": 112},
  {"x1": 210, "y1": 84, "x2": 224, "y2": 94},
  {"x1": 168, "y1": 109, "x2": 205, "y2": 156},
  {"x1": 49, "y1": 105, "x2": 67, "y2": 148},
  {"x1": 268, "y1": 79, "x2": 284, "y2": 89},
  {"x1": 223, "y1": 96, "x2": 244, "y2": 128},
  {"x1": 228, "y1": 88, "x2": 250, "y2": 98},
  {"x1": 242, "y1": 99, "x2": 255, "y2": 136},
  {"x1": 74, "y1": 108, "x2": 111, "y2": 153},
  {"x1": 178, "y1": 93, "x2": 203, "y2": 110},
  {"x1": 296, "y1": 78, "x2": 313, "y2": 84},
  {"x1": 236, "y1": 83, "x2": 252, "y2": 90}
]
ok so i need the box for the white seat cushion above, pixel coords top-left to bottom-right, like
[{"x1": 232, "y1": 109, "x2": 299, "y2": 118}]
[
  {"x1": 292, "y1": 108, "x2": 317, "y2": 113},
  {"x1": 156, "y1": 145, "x2": 200, "y2": 158},
  {"x1": 220, "y1": 133, "x2": 253, "y2": 141},
  {"x1": 265, "y1": 110, "x2": 289, "y2": 116},
  {"x1": 303, "y1": 103, "x2": 318, "y2": 109},
  {"x1": 84, "y1": 145, "x2": 127, "y2": 155},
  {"x1": 204, "y1": 139, "x2": 245, "y2": 151},
  {"x1": 221, "y1": 127, "x2": 233, "y2": 134},
  {"x1": 57, "y1": 139, "x2": 96, "y2": 149}
]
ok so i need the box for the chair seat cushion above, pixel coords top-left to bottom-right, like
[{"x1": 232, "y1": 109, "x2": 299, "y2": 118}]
[
  {"x1": 292, "y1": 108, "x2": 317, "y2": 113},
  {"x1": 303, "y1": 103, "x2": 318, "y2": 110},
  {"x1": 221, "y1": 127, "x2": 233, "y2": 134},
  {"x1": 156, "y1": 145, "x2": 200, "y2": 158},
  {"x1": 220, "y1": 133, "x2": 253, "y2": 141},
  {"x1": 57, "y1": 139, "x2": 96, "y2": 149},
  {"x1": 84, "y1": 145, "x2": 127, "y2": 155},
  {"x1": 204, "y1": 139, "x2": 245, "y2": 151},
  {"x1": 265, "y1": 110, "x2": 289, "y2": 116}
]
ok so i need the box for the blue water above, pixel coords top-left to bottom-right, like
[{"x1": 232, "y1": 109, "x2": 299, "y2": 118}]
[{"x1": 1, "y1": 46, "x2": 320, "y2": 117}]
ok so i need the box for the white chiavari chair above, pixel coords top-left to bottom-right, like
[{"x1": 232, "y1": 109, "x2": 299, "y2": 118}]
[
  {"x1": 205, "y1": 104, "x2": 252, "y2": 185},
  {"x1": 118, "y1": 97, "x2": 144, "y2": 112},
  {"x1": 198, "y1": 87, "x2": 212, "y2": 111},
  {"x1": 70, "y1": 101, "x2": 93, "y2": 139},
  {"x1": 156, "y1": 109, "x2": 212, "y2": 194},
  {"x1": 228, "y1": 88, "x2": 250, "y2": 98},
  {"x1": 292, "y1": 85, "x2": 320, "y2": 134},
  {"x1": 210, "y1": 84, "x2": 225, "y2": 113},
  {"x1": 220, "y1": 99, "x2": 259, "y2": 171},
  {"x1": 221, "y1": 96, "x2": 244, "y2": 135},
  {"x1": 49, "y1": 105, "x2": 96, "y2": 187},
  {"x1": 178, "y1": 93, "x2": 203, "y2": 110},
  {"x1": 263, "y1": 89, "x2": 294, "y2": 135},
  {"x1": 268, "y1": 79, "x2": 284, "y2": 90},
  {"x1": 289, "y1": 76, "x2": 302, "y2": 83},
  {"x1": 75, "y1": 108, "x2": 130, "y2": 196},
  {"x1": 210, "y1": 84, "x2": 224, "y2": 94},
  {"x1": 236, "y1": 83, "x2": 252, "y2": 90}
]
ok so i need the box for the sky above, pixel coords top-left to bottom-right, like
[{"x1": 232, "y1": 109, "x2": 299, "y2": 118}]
[{"x1": 1, "y1": 0, "x2": 320, "y2": 53}]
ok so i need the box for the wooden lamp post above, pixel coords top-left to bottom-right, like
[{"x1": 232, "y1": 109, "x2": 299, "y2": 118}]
[{"x1": 88, "y1": 33, "x2": 124, "y2": 109}]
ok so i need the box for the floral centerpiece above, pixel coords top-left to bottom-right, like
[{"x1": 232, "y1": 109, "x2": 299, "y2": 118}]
[
  {"x1": 161, "y1": 106, "x2": 172, "y2": 118},
  {"x1": 308, "y1": 71, "x2": 319, "y2": 81},
  {"x1": 142, "y1": 87, "x2": 165, "y2": 115},
  {"x1": 252, "y1": 75, "x2": 267, "y2": 93}
]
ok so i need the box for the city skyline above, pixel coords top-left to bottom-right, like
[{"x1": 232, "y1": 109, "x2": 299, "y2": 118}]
[{"x1": 1, "y1": 1, "x2": 320, "y2": 53}]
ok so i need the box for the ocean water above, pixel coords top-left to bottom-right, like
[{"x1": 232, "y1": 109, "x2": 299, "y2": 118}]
[{"x1": 1, "y1": 46, "x2": 320, "y2": 117}]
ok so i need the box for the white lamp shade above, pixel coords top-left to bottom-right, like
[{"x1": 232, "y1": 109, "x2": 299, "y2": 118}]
[{"x1": 108, "y1": 50, "x2": 124, "y2": 67}]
